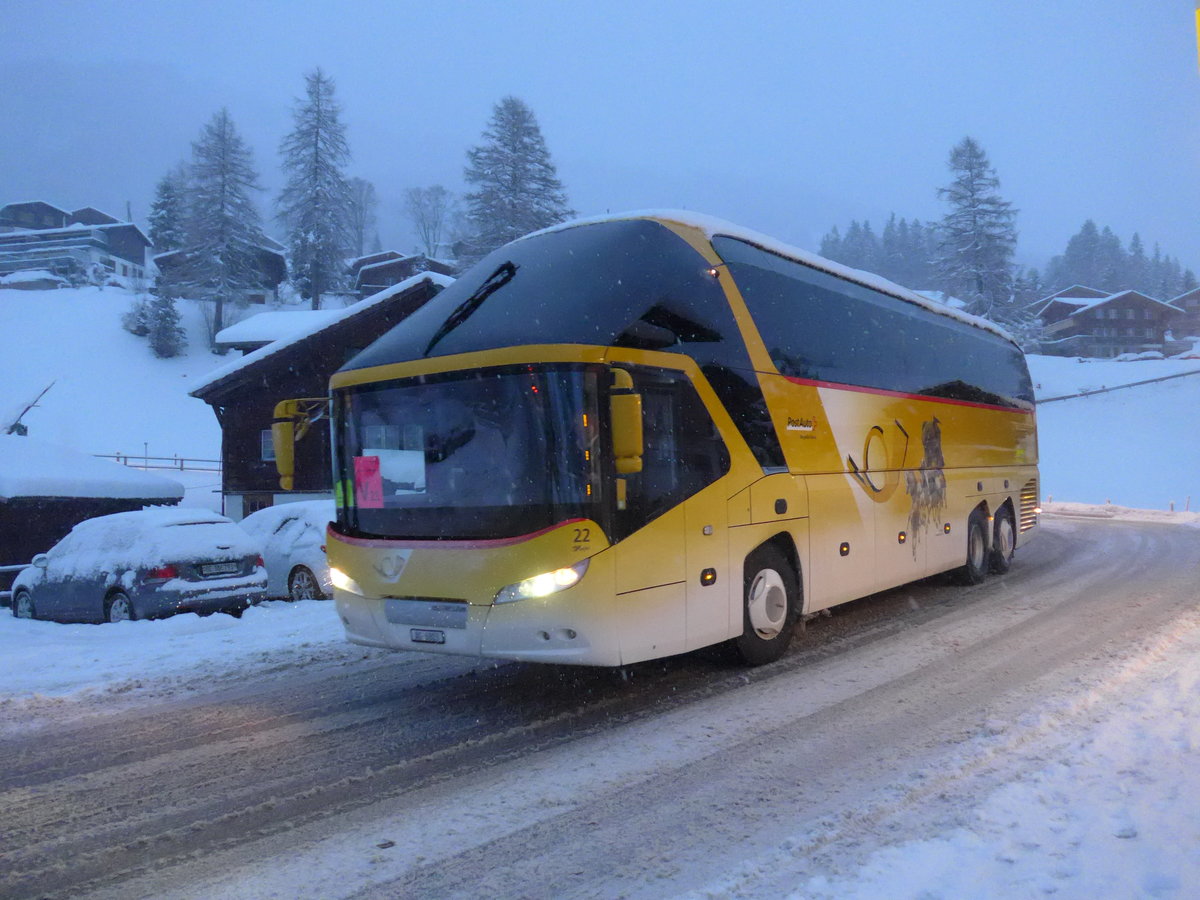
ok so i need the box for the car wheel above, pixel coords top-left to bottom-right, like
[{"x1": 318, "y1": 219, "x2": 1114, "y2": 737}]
[
  {"x1": 13, "y1": 589, "x2": 35, "y2": 620},
  {"x1": 105, "y1": 590, "x2": 135, "y2": 623},
  {"x1": 733, "y1": 545, "x2": 797, "y2": 666},
  {"x1": 990, "y1": 507, "x2": 1016, "y2": 575},
  {"x1": 288, "y1": 566, "x2": 325, "y2": 601},
  {"x1": 957, "y1": 510, "x2": 989, "y2": 585}
]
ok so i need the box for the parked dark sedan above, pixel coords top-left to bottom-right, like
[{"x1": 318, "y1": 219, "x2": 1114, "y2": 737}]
[{"x1": 11, "y1": 508, "x2": 267, "y2": 623}]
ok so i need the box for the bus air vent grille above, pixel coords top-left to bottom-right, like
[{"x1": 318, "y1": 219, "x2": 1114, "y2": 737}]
[{"x1": 1019, "y1": 479, "x2": 1039, "y2": 532}]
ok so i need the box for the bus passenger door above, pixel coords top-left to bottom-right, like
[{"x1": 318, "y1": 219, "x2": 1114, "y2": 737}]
[{"x1": 610, "y1": 368, "x2": 732, "y2": 662}]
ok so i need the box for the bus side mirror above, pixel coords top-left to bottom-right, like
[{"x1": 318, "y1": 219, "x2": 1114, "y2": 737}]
[
  {"x1": 32, "y1": 553, "x2": 48, "y2": 569},
  {"x1": 610, "y1": 370, "x2": 643, "y2": 475},
  {"x1": 271, "y1": 414, "x2": 295, "y2": 491},
  {"x1": 271, "y1": 397, "x2": 330, "y2": 491}
]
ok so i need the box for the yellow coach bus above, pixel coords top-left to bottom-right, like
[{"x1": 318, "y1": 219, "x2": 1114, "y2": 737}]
[{"x1": 276, "y1": 212, "x2": 1038, "y2": 667}]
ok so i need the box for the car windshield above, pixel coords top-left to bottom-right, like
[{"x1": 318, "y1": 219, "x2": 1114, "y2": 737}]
[{"x1": 333, "y1": 364, "x2": 606, "y2": 541}]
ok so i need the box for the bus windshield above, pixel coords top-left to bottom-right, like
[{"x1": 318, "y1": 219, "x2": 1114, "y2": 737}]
[{"x1": 333, "y1": 364, "x2": 606, "y2": 541}]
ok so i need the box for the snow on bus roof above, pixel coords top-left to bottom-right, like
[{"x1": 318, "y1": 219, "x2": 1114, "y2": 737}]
[
  {"x1": 526, "y1": 210, "x2": 1018, "y2": 345},
  {"x1": 0, "y1": 436, "x2": 184, "y2": 501}
]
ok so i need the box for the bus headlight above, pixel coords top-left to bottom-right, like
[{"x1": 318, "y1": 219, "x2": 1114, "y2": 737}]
[
  {"x1": 329, "y1": 566, "x2": 364, "y2": 596},
  {"x1": 495, "y1": 559, "x2": 589, "y2": 605}
]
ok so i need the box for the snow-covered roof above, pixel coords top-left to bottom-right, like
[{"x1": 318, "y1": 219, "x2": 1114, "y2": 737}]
[
  {"x1": 1073, "y1": 289, "x2": 1180, "y2": 315},
  {"x1": 189, "y1": 271, "x2": 456, "y2": 396},
  {"x1": 215, "y1": 310, "x2": 342, "y2": 346},
  {"x1": 528, "y1": 210, "x2": 1018, "y2": 344},
  {"x1": 0, "y1": 436, "x2": 184, "y2": 501}
]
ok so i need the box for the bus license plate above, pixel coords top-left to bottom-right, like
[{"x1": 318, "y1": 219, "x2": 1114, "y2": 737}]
[{"x1": 410, "y1": 628, "x2": 446, "y2": 644}]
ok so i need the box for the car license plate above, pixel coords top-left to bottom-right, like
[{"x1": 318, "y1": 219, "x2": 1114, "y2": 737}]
[
  {"x1": 201, "y1": 562, "x2": 240, "y2": 576},
  {"x1": 410, "y1": 628, "x2": 446, "y2": 644}
]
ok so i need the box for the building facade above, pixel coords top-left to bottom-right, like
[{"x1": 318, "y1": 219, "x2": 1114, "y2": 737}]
[{"x1": 0, "y1": 201, "x2": 152, "y2": 287}]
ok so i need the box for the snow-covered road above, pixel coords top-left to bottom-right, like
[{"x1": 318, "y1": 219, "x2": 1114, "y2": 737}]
[{"x1": 3, "y1": 515, "x2": 1198, "y2": 900}]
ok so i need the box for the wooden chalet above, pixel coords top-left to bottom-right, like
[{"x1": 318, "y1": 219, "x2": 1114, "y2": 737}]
[
  {"x1": 189, "y1": 272, "x2": 454, "y2": 519},
  {"x1": 1169, "y1": 287, "x2": 1200, "y2": 340},
  {"x1": 1037, "y1": 287, "x2": 1185, "y2": 358},
  {"x1": 349, "y1": 251, "x2": 456, "y2": 300},
  {"x1": 154, "y1": 239, "x2": 288, "y2": 305}
]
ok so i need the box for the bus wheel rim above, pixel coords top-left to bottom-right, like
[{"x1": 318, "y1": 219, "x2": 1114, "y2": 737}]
[{"x1": 748, "y1": 569, "x2": 787, "y2": 638}]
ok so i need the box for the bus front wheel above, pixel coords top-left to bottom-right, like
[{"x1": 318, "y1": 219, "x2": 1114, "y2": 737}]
[{"x1": 734, "y1": 545, "x2": 796, "y2": 666}]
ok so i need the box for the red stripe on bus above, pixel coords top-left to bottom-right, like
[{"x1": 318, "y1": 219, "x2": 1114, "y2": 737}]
[
  {"x1": 327, "y1": 519, "x2": 589, "y2": 550},
  {"x1": 781, "y1": 376, "x2": 1035, "y2": 414}
]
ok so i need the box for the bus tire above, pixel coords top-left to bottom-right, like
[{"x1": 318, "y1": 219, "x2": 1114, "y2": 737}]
[
  {"x1": 958, "y1": 510, "x2": 989, "y2": 585},
  {"x1": 990, "y1": 507, "x2": 1016, "y2": 575},
  {"x1": 734, "y1": 545, "x2": 796, "y2": 666}
]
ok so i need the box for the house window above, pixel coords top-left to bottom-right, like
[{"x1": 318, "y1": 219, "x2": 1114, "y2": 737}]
[
  {"x1": 1143, "y1": 309, "x2": 1152, "y2": 320},
  {"x1": 1108, "y1": 309, "x2": 1118, "y2": 319},
  {"x1": 1125, "y1": 309, "x2": 1135, "y2": 320},
  {"x1": 261, "y1": 429, "x2": 276, "y2": 461},
  {"x1": 1144, "y1": 328, "x2": 1154, "y2": 338}
]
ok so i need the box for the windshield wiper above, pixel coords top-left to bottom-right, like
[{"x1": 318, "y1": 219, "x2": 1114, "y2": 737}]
[{"x1": 423, "y1": 261, "x2": 518, "y2": 356}]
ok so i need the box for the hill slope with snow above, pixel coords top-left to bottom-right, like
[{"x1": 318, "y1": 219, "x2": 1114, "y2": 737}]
[{"x1": 1, "y1": 286, "x2": 225, "y2": 458}]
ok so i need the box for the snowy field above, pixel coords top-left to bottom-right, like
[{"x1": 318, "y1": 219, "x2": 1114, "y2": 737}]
[{"x1": 3, "y1": 285, "x2": 1200, "y2": 897}]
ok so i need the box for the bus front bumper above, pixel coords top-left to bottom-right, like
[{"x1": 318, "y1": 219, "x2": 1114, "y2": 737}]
[{"x1": 333, "y1": 588, "x2": 624, "y2": 666}]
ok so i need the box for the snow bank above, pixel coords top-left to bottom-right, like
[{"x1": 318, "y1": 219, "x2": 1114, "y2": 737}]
[{"x1": 0, "y1": 598, "x2": 351, "y2": 717}]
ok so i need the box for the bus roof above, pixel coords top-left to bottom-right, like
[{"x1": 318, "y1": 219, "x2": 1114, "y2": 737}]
[{"x1": 525, "y1": 210, "x2": 1019, "y2": 347}]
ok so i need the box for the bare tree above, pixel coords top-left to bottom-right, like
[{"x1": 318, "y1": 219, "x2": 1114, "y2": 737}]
[
  {"x1": 405, "y1": 185, "x2": 458, "y2": 258},
  {"x1": 347, "y1": 177, "x2": 378, "y2": 259}
]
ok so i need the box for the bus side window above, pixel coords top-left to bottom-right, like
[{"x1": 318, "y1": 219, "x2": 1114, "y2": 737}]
[{"x1": 617, "y1": 374, "x2": 729, "y2": 539}]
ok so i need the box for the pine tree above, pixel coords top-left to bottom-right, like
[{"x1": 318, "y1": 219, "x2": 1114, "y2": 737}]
[
  {"x1": 935, "y1": 137, "x2": 1017, "y2": 318},
  {"x1": 277, "y1": 68, "x2": 353, "y2": 309},
  {"x1": 147, "y1": 295, "x2": 186, "y2": 358},
  {"x1": 346, "y1": 176, "x2": 378, "y2": 260},
  {"x1": 818, "y1": 225, "x2": 842, "y2": 260},
  {"x1": 462, "y1": 96, "x2": 573, "y2": 263},
  {"x1": 147, "y1": 164, "x2": 188, "y2": 254},
  {"x1": 176, "y1": 108, "x2": 266, "y2": 342},
  {"x1": 1127, "y1": 232, "x2": 1148, "y2": 293}
]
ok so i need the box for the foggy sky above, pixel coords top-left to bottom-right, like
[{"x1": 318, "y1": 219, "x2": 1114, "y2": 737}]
[{"x1": 2, "y1": 0, "x2": 1197, "y2": 272}]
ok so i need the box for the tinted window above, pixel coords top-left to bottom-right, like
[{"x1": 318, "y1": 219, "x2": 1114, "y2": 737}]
[
  {"x1": 345, "y1": 219, "x2": 747, "y2": 373},
  {"x1": 714, "y1": 237, "x2": 1034, "y2": 408}
]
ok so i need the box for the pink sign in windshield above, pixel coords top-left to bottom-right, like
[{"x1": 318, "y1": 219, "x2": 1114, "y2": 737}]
[{"x1": 353, "y1": 455, "x2": 384, "y2": 508}]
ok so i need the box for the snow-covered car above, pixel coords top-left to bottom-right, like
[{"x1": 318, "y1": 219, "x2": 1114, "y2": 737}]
[
  {"x1": 10, "y1": 507, "x2": 267, "y2": 623},
  {"x1": 237, "y1": 500, "x2": 334, "y2": 601}
]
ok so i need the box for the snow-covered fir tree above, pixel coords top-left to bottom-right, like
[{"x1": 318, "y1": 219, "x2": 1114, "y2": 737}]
[
  {"x1": 462, "y1": 96, "x2": 572, "y2": 263},
  {"x1": 147, "y1": 164, "x2": 188, "y2": 254},
  {"x1": 346, "y1": 177, "x2": 378, "y2": 260},
  {"x1": 935, "y1": 136, "x2": 1017, "y2": 319},
  {"x1": 147, "y1": 295, "x2": 186, "y2": 358},
  {"x1": 277, "y1": 68, "x2": 353, "y2": 309},
  {"x1": 173, "y1": 108, "x2": 266, "y2": 343}
]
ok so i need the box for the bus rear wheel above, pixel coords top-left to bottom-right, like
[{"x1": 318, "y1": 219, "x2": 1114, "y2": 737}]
[
  {"x1": 733, "y1": 545, "x2": 796, "y2": 666},
  {"x1": 958, "y1": 510, "x2": 989, "y2": 585},
  {"x1": 990, "y1": 507, "x2": 1016, "y2": 574}
]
